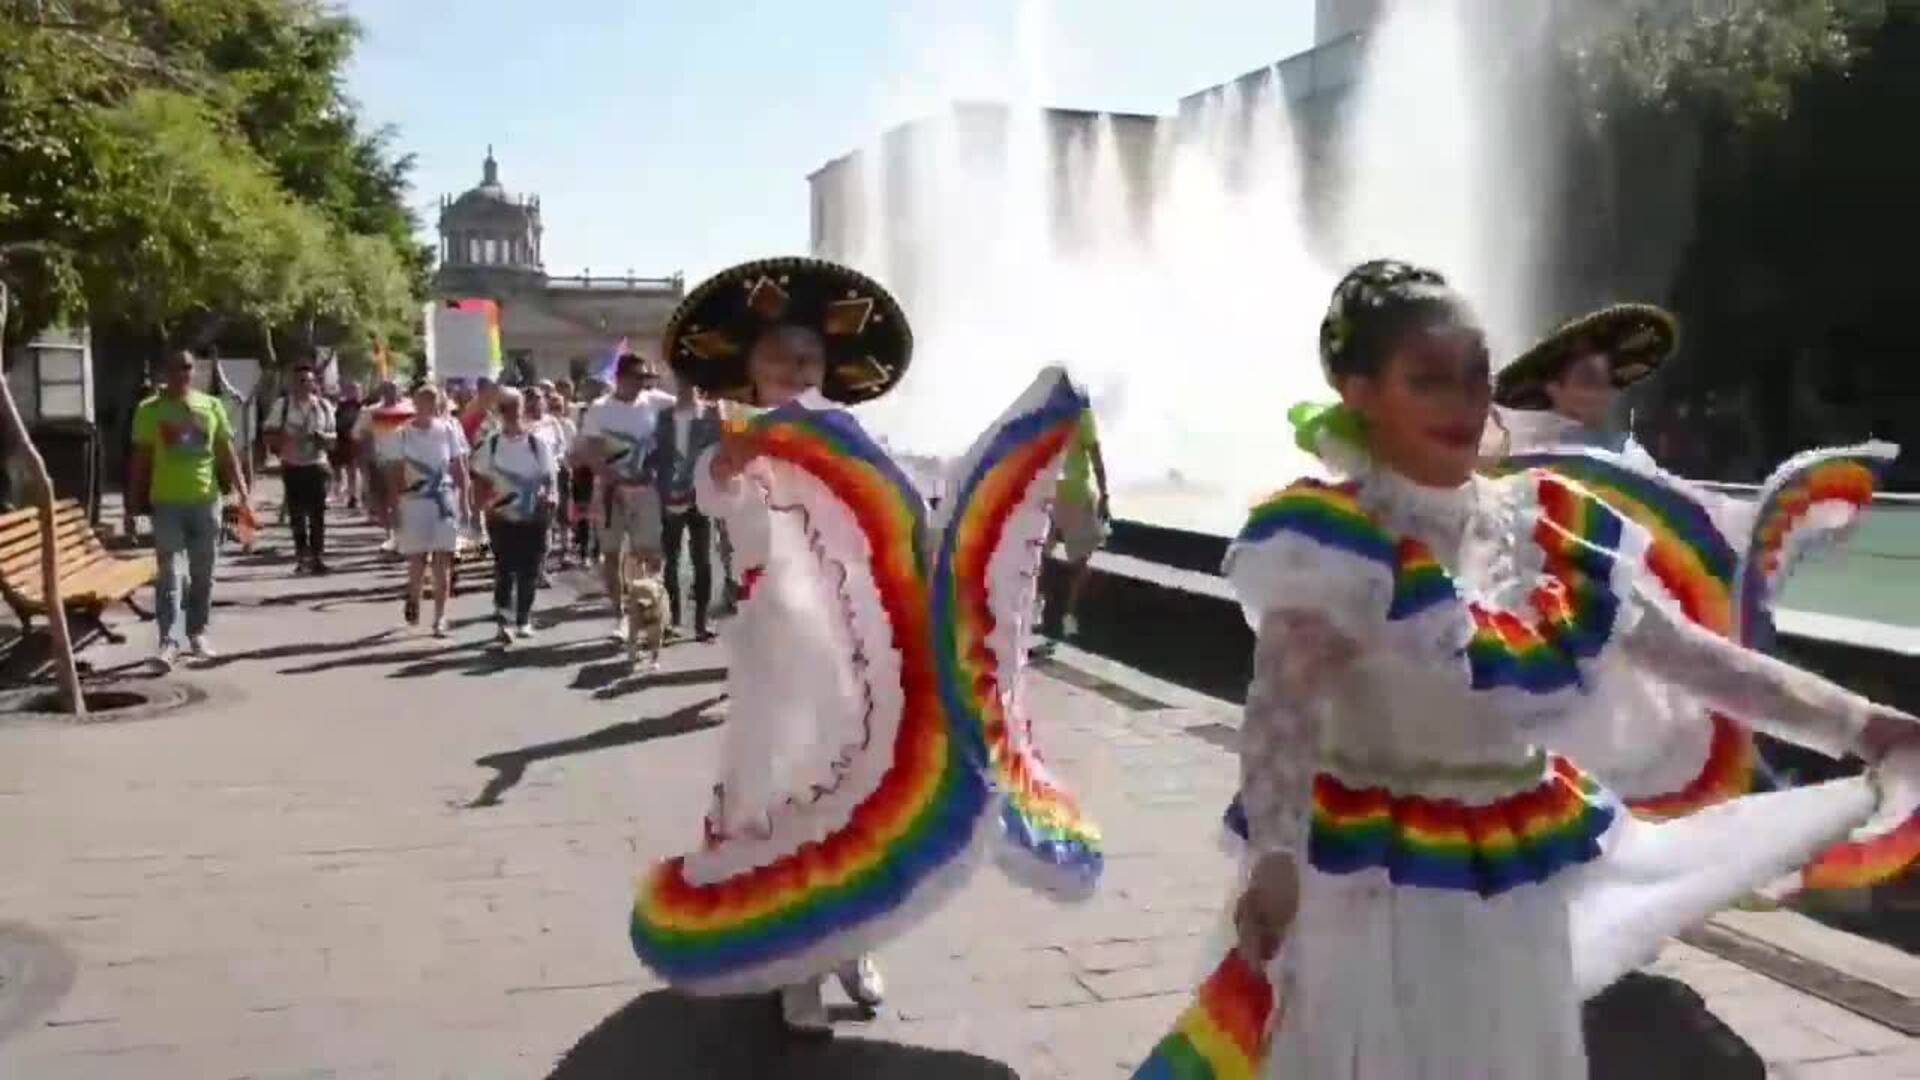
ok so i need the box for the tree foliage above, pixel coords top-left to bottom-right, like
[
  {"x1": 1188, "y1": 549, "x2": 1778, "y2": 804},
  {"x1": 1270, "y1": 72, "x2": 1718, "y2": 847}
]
[
  {"x1": 0, "y1": 0, "x2": 427, "y2": 365},
  {"x1": 1564, "y1": 0, "x2": 1887, "y2": 122}
]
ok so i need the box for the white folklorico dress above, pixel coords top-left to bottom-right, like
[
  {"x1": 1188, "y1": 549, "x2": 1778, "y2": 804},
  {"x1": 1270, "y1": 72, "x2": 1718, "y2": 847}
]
[
  {"x1": 1228, "y1": 463, "x2": 1917, "y2": 1080},
  {"x1": 628, "y1": 372, "x2": 1105, "y2": 996}
]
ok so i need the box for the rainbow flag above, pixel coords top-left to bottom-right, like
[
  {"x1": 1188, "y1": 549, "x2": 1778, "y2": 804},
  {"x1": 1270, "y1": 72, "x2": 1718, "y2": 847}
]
[
  {"x1": 1132, "y1": 950, "x2": 1273, "y2": 1080},
  {"x1": 593, "y1": 337, "x2": 629, "y2": 383},
  {"x1": 450, "y1": 298, "x2": 503, "y2": 374}
]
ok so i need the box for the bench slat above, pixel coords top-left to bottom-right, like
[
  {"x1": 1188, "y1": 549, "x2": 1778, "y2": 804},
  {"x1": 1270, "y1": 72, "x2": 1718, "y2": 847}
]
[
  {"x1": 0, "y1": 534, "x2": 94, "y2": 571},
  {"x1": 0, "y1": 499, "x2": 85, "y2": 528},
  {"x1": 0, "y1": 535, "x2": 104, "y2": 579},
  {"x1": 0, "y1": 501, "x2": 155, "y2": 621},
  {"x1": 0, "y1": 521, "x2": 98, "y2": 567}
]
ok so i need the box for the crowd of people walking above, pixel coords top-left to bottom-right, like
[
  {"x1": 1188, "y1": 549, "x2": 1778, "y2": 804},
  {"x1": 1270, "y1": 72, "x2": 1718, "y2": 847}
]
[{"x1": 123, "y1": 346, "x2": 740, "y2": 669}]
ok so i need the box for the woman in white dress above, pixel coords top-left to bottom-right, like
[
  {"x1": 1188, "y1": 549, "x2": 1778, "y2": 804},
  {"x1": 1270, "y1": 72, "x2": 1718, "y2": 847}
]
[
  {"x1": 655, "y1": 258, "x2": 916, "y2": 1036},
  {"x1": 630, "y1": 257, "x2": 1106, "y2": 1040},
  {"x1": 384, "y1": 382, "x2": 470, "y2": 637},
  {"x1": 1218, "y1": 260, "x2": 1918, "y2": 1079}
]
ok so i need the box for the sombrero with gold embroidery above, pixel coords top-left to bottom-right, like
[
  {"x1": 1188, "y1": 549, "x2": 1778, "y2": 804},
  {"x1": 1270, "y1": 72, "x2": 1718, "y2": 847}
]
[
  {"x1": 1495, "y1": 303, "x2": 1679, "y2": 411},
  {"x1": 662, "y1": 256, "x2": 912, "y2": 405}
]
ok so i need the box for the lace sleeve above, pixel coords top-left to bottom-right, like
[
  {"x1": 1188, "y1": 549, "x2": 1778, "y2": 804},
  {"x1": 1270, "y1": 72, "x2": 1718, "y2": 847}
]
[
  {"x1": 1621, "y1": 591, "x2": 1870, "y2": 759},
  {"x1": 1240, "y1": 610, "x2": 1352, "y2": 858}
]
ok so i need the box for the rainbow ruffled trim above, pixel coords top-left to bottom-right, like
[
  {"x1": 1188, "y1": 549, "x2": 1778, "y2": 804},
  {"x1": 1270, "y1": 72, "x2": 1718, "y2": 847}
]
[
  {"x1": 1310, "y1": 756, "x2": 1616, "y2": 896},
  {"x1": 1500, "y1": 453, "x2": 1736, "y2": 625},
  {"x1": 1239, "y1": 480, "x2": 1396, "y2": 572},
  {"x1": 1506, "y1": 446, "x2": 1915, "y2": 884},
  {"x1": 629, "y1": 405, "x2": 993, "y2": 992},
  {"x1": 1735, "y1": 444, "x2": 1897, "y2": 651},
  {"x1": 1742, "y1": 445, "x2": 1911, "y2": 888},
  {"x1": 1131, "y1": 949, "x2": 1274, "y2": 1080},
  {"x1": 1243, "y1": 475, "x2": 1639, "y2": 701},
  {"x1": 1804, "y1": 818, "x2": 1920, "y2": 891},
  {"x1": 1496, "y1": 451, "x2": 1758, "y2": 818},
  {"x1": 1459, "y1": 477, "x2": 1629, "y2": 696},
  {"x1": 934, "y1": 372, "x2": 1104, "y2": 897}
]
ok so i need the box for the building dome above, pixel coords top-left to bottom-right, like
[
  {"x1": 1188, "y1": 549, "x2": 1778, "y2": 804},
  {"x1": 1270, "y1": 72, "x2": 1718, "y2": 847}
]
[{"x1": 436, "y1": 146, "x2": 543, "y2": 274}]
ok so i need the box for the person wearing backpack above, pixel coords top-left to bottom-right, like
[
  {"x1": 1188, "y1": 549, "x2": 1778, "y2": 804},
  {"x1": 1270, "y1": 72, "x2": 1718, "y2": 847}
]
[{"x1": 469, "y1": 387, "x2": 556, "y2": 645}]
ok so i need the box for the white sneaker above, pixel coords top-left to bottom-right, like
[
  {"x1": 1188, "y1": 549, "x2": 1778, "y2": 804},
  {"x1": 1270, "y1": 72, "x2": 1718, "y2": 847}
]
[
  {"x1": 513, "y1": 624, "x2": 535, "y2": 640},
  {"x1": 150, "y1": 641, "x2": 178, "y2": 674},
  {"x1": 493, "y1": 624, "x2": 514, "y2": 648},
  {"x1": 184, "y1": 635, "x2": 217, "y2": 660},
  {"x1": 779, "y1": 979, "x2": 832, "y2": 1038},
  {"x1": 1062, "y1": 613, "x2": 1081, "y2": 639},
  {"x1": 431, "y1": 618, "x2": 450, "y2": 639},
  {"x1": 608, "y1": 616, "x2": 629, "y2": 643},
  {"x1": 835, "y1": 954, "x2": 885, "y2": 1009}
]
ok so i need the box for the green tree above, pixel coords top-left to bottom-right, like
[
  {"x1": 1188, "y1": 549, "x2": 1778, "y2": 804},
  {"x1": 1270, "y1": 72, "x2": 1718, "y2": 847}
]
[
  {"x1": 1565, "y1": 0, "x2": 1887, "y2": 122},
  {"x1": 0, "y1": 0, "x2": 428, "y2": 359}
]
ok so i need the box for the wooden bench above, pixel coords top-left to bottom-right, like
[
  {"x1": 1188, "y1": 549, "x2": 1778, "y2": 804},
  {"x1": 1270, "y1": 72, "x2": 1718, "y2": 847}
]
[{"x1": 0, "y1": 499, "x2": 155, "y2": 647}]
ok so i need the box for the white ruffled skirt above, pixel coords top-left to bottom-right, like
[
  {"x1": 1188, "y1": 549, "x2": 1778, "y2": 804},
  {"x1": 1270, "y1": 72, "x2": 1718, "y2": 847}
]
[{"x1": 1260, "y1": 776, "x2": 1875, "y2": 1080}]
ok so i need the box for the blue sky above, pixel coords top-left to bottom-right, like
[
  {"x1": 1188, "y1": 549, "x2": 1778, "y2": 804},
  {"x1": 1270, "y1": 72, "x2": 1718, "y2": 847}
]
[{"x1": 342, "y1": 0, "x2": 1315, "y2": 282}]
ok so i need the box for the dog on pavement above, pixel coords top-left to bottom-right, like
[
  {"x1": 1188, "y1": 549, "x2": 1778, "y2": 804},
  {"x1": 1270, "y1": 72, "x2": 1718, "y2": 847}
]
[{"x1": 621, "y1": 552, "x2": 670, "y2": 673}]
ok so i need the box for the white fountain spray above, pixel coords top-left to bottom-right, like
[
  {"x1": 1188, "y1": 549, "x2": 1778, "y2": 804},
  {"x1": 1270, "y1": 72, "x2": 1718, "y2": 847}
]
[
  {"x1": 1335, "y1": 0, "x2": 1558, "y2": 359},
  {"x1": 844, "y1": 0, "x2": 1545, "y2": 532}
]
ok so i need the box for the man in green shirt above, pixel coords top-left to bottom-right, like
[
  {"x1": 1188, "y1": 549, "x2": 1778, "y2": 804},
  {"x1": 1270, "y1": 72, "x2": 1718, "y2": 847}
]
[
  {"x1": 130, "y1": 350, "x2": 250, "y2": 671},
  {"x1": 1047, "y1": 404, "x2": 1110, "y2": 641}
]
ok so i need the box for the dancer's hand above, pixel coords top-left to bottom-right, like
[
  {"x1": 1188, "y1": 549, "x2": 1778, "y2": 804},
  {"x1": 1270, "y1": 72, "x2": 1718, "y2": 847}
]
[
  {"x1": 1234, "y1": 852, "x2": 1300, "y2": 966},
  {"x1": 709, "y1": 432, "x2": 758, "y2": 486},
  {"x1": 1860, "y1": 703, "x2": 1920, "y2": 764}
]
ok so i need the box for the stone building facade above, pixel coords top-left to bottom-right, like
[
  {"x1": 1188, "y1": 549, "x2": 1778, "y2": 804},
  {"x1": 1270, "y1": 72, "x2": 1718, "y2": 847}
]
[{"x1": 432, "y1": 149, "x2": 683, "y2": 382}]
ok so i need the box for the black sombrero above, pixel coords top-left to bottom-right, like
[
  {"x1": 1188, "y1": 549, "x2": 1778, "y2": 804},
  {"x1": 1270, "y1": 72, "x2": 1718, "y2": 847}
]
[
  {"x1": 1494, "y1": 303, "x2": 1679, "y2": 411},
  {"x1": 662, "y1": 256, "x2": 912, "y2": 405}
]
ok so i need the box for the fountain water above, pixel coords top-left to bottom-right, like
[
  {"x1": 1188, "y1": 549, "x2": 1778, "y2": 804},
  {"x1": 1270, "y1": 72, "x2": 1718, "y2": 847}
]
[
  {"x1": 847, "y1": 0, "x2": 1553, "y2": 533},
  {"x1": 1333, "y1": 0, "x2": 1560, "y2": 359}
]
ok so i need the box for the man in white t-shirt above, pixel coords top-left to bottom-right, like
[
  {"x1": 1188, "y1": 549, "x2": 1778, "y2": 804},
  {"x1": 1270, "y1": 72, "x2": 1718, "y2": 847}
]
[{"x1": 579, "y1": 353, "x2": 675, "y2": 637}]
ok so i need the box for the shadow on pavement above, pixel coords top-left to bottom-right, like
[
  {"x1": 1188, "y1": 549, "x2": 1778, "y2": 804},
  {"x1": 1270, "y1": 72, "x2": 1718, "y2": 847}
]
[
  {"x1": 279, "y1": 638, "x2": 489, "y2": 676},
  {"x1": 226, "y1": 580, "x2": 405, "y2": 609},
  {"x1": 569, "y1": 647, "x2": 722, "y2": 693},
  {"x1": 547, "y1": 990, "x2": 1018, "y2": 1080},
  {"x1": 467, "y1": 694, "x2": 726, "y2": 808},
  {"x1": 396, "y1": 637, "x2": 619, "y2": 680},
  {"x1": 194, "y1": 629, "x2": 400, "y2": 670},
  {"x1": 590, "y1": 665, "x2": 727, "y2": 700},
  {"x1": 1583, "y1": 972, "x2": 1763, "y2": 1079}
]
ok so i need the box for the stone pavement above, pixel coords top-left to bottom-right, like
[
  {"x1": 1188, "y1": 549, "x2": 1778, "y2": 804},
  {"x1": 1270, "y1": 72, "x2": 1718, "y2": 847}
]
[{"x1": 0, "y1": 506, "x2": 1915, "y2": 1078}]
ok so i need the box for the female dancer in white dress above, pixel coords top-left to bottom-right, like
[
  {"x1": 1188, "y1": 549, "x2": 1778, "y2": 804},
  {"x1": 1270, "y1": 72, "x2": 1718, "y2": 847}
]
[
  {"x1": 1223, "y1": 260, "x2": 1919, "y2": 1078},
  {"x1": 634, "y1": 257, "x2": 1105, "y2": 1039}
]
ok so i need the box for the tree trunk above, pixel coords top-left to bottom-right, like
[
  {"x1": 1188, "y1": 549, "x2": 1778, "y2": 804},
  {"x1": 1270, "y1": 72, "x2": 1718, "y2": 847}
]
[{"x1": 0, "y1": 282, "x2": 87, "y2": 718}]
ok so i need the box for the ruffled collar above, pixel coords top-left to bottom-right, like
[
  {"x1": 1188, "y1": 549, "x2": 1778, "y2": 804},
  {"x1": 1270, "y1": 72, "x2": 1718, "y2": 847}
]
[{"x1": 1354, "y1": 464, "x2": 1482, "y2": 557}]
